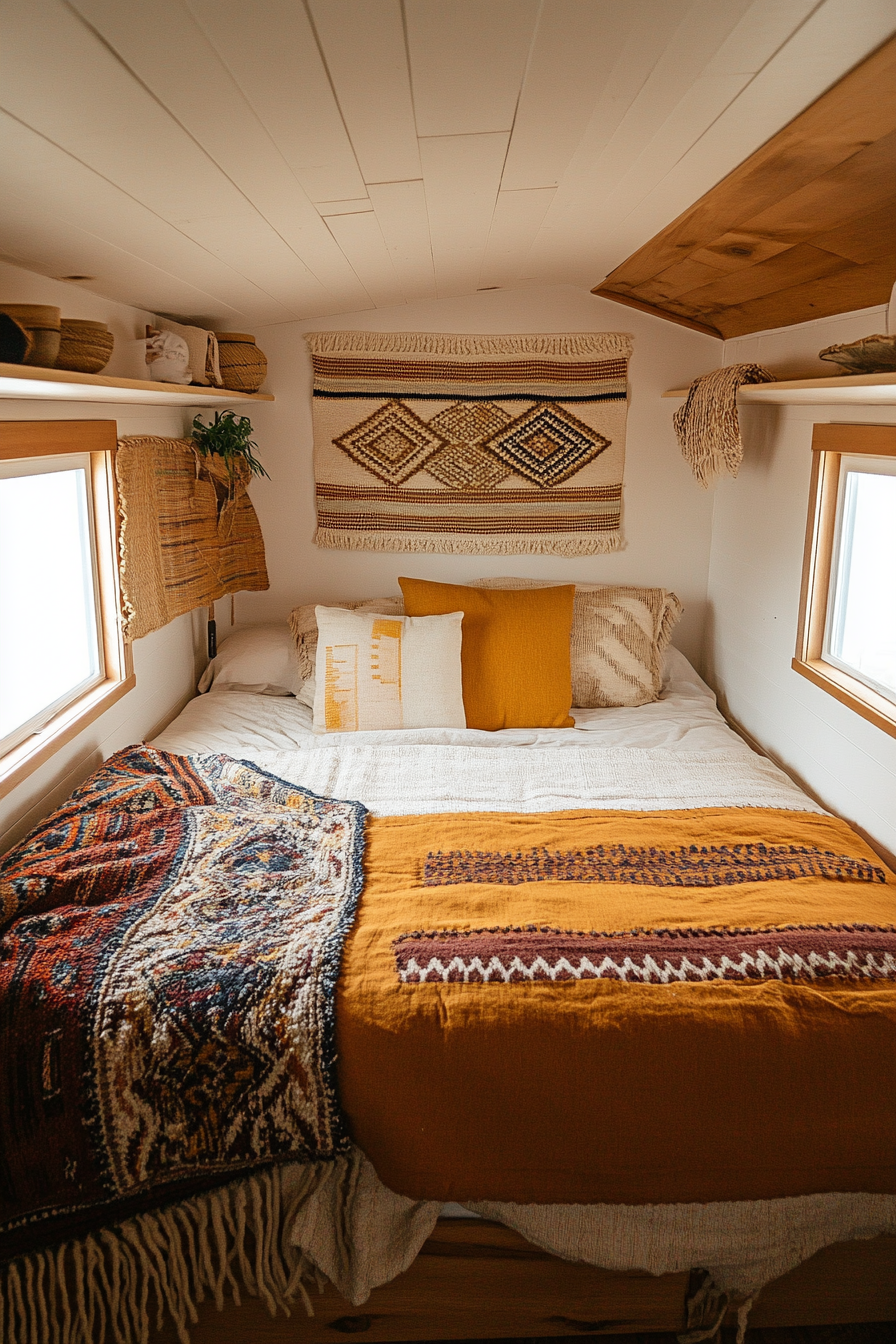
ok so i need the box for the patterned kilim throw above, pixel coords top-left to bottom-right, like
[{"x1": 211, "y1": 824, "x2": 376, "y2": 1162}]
[
  {"x1": 306, "y1": 331, "x2": 632, "y2": 555},
  {"x1": 0, "y1": 747, "x2": 366, "y2": 1255}
]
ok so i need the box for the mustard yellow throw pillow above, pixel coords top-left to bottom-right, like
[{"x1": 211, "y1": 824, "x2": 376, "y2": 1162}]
[
  {"x1": 312, "y1": 606, "x2": 465, "y2": 733},
  {"x1": 399, "y1": 577, "x2": 575, "y2": 731}
]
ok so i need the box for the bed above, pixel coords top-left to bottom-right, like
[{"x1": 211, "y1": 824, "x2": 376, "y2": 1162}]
[{"x1": 1, "y1": 637, "x2": 894, "y2": 1342}]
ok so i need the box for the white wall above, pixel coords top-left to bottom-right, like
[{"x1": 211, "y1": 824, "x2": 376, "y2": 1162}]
[
  {"x1": 0, "y1": 262, "x2": 205, "y2": 851},
  {"x1": 236, "y1": 285, "x2": 721, "y2": 667},
  {"x1": 706, "y1": 303, "x2": 896, "y2": 861}
]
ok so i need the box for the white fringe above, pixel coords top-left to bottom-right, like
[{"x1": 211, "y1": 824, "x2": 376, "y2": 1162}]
[
  {"x1": 0, "y1": 1169, "x2": 317, "y2": 1344},
  {"x1": 313, "y1": 527, "x2": 624, "y2": 556},
  {"x1": 304, "y1": 330, "x2": 633, "y2": 359}
]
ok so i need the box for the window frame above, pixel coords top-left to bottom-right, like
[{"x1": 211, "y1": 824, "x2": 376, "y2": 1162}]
[
  {"x1": 0, "y1": 421, "x2": 135, "y2": 797},
  {"x1": 794, "y1": 422, "x2": 896, "y2": 738}
]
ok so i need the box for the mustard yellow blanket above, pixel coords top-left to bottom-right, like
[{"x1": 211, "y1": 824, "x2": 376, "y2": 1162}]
[{"x1": 337, "y1": 806, "x2": 896, "y2": 1205}]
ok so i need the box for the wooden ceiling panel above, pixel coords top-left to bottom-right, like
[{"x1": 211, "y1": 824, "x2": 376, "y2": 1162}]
[
  {"x1": 594, "y1": 34, "x2": 896, "y2": 339},
  {"x1": 687, "y1": 232, "x2": 793, "y2": 274},
  {"x1": 812, "y1": 204, "x2": 896, "y2": 265},
  {"x1": 705, "y1": 259, "x2": 896, "y2": 341}
]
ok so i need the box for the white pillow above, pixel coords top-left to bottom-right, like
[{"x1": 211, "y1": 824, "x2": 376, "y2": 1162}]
[
  {"x1": 312, "y1": 606, "x2": 465, "y2": 733},
  {"x1": 198, "y1": 625, "x2": 303, "y2": 696}
]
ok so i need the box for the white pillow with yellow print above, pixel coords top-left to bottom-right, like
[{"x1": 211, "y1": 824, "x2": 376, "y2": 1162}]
[{"x1": 312, "y1": 606, "x2": 466, "y2": 733}]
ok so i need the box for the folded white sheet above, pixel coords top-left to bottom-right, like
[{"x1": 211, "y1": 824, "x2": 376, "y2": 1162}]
[
  {"x1": 152, "y1": 648, "x2": 819, "y2": 816},
  {"x1": 155, "y1": 647, "x2": 735, "y2": 753}
]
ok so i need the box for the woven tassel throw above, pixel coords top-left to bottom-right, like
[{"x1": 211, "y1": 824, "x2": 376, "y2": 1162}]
[
  {"x1": 673, "y1": 364, "x2": 774, "y2": 488},
  {"x1": 307, "y1": 330, "x2": 632, "y2": 556}
]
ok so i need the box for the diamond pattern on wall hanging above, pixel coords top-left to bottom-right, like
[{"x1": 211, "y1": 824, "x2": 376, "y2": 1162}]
[
  {"x1": 428, "y1": 400, "x2": 511, "y2": 444},
  {"x1": 424, "y1": 441, "x2": 512, "y2": 490},
  {"x1": 483, "y1": 403, "x2": 610, "y2": 487},
  {"x1": 425, "y1": 400, "x2": 513, "y2": 489},
  {"x1": 334, "y1": 398, "x2": 448, "y2": 485}
]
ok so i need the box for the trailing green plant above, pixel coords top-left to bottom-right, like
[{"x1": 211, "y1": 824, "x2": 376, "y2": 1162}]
[{"x1": 191, "y1": 410, "x2": 270, "y2": 481}]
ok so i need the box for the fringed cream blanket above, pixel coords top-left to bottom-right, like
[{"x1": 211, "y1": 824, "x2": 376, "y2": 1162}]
[
  {"x1": 3, "y1": 1149, "x2": 894, "y2": 1344},
  {"x1": 306, "y1": 331, "x2": 631, "y2": 555}
]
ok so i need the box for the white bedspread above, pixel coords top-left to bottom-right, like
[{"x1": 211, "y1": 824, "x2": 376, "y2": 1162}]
[{"x1": 153, "y1": 649, "x2": 820, "y2": 816}]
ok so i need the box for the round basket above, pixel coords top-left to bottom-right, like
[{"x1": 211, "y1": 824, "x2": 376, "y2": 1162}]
[
  {"x1": 56, "y1": 318, "x2": 115, "y2": 374},
  {"x1": 0, "y1": 304, "x2": 61, "y2": 367},
  {"x1": 0, "y1": 312, "x2": 33, "y2": 364},
  {"x1": 214, "y1": 332, "x2": 267, "y2": 393}
]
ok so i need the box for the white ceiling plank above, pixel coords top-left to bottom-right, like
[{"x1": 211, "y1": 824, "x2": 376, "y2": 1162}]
[
  {"x1": 0, "y1": 112, "x2": 299, "y2": 323},
  {"x1": 323, "y1": 211, "x2": 403, "y2": 309},
  {"x1": 407, "y1": 0, "x2": 540, "y2": 137},
  {"x1": 318, "y1": 200, "x2": 375, "y2": 216},
  {"x1": 557, "y1": 0, "x2": 757, "y2": 204},
  {"x1": 0, "y1": 196, "x2": 246, "y2": 324},
  {"x1": 419, "y1": 133, "x2": 510, "y2": 297},
  {"x1": 185, "y1": 0, "x2": 366, "y2": 206},
  {"x1": 308, "y1": 0, "x2": 420, "y2": 185},
  {"x1": 597, "y1": 0, "x2": 823, "y2": 222},
  {"x1": 478, "y1": 188, "x2": 556, "y2": 288},
  {"x1": 367, "y1": 180, "x2": 436, "y2": 302},
  {"x1": 58, "y1": 0, "x2": 373, "y2": 310},
  {"x1": 500, "y1": 1, "x2": 640, "y2": 191}
]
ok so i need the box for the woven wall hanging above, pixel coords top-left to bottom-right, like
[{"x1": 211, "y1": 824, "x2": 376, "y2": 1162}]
[
  {"x1": 307, "y1": 331, "x2": 631, "y2": 555},
  {"x1": 116, "y1": 436, "x2": 268, "y2": 642}
]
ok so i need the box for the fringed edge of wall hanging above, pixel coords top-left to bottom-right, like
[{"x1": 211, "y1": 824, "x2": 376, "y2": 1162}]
[
  {"x1": 313, "y1": 527, "x2": 624, "y2": 556},
  {"x1": 0, "y1": 1167, "x2": 320, "y2": 1344},
  {"x1": 304, "y1": 330, "x2": 634, "y2": 360}
]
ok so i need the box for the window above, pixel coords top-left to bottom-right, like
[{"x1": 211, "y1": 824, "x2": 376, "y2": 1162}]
[
  {"x1": 0, "y1": 421, "x2": 134, "y2": 795},
  {"x1": 794, "y1": 423, "x2": 896, "y2": 737}
]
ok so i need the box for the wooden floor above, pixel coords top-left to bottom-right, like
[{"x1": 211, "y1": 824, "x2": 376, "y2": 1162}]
[{"x1": 155, "y1": 1222, "x2": 896, "y2": 1344}]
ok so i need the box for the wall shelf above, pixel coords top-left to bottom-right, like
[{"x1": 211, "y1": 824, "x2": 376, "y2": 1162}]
[
  {"x1": 0, "y1": 362, "x2": 274, "y2": 406},
  {"x1": 663, "y1": 371, "x2": 896, "y2": 405}
]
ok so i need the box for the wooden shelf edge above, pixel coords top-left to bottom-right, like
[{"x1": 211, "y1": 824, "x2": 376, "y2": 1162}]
[
  {"x1": 663, "y1": 371, "x2": 896, "y2": 403},
  {"x1": 0, "y1": 362, "x2": 274, "y2": 406}
]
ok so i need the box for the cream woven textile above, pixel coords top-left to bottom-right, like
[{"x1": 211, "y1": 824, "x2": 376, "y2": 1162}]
[
  {"x1": 307, "y1": 331, "x2": 631, "y2": 555},
  {"x1": 117, "y1": 436, "x2": 268, "y2": 641},
  {"x1": 673, "y1": 364, "x2": 774, "y2": 487},
  {"x1": 311, "y1": 607, "x2": 465, "y2": 732},
  {"x1": 474, "y1": 578, "x2": 682, "y2": 707}
]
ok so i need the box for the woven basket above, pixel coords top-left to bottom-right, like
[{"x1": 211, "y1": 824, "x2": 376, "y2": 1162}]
[
  {"x1": 0, "y1": 312, "x2": 32, "y2": 364},
  {"x1": 214, "y1": 332, "x2": 267, "y2": 393},
  {"x1": 0, "y1": 304, "x2": 61, "y2": 367},
  {"x1": 56, "y1": 319, "x2": 115, "y2": 374}
]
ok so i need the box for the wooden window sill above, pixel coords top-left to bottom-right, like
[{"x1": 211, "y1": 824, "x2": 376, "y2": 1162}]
[
  {"x1": 0, "y1": 673, "x2": 136, "y2": 800},
  {"x1": 792, "y1": 658, "x2": 896, "y2": 739}
]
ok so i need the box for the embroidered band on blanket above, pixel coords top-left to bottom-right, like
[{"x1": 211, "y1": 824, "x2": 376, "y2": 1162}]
[{"x1": 307, "y1": 330, "x2": 631, "y2": 555}]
